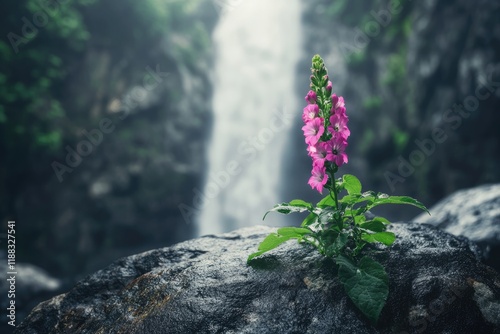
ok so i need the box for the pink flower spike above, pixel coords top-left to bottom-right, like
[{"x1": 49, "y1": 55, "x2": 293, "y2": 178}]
[
  {"x1": 302, "y1": 104, "x2": 319, "y2": 123},
  {"x1": 328, "y1": 113, "x2": 350, "y2": 140},
  {"x1": 302, "y1": 118, "x2": 324, "y2": 146},
  {"x1": 308, "y1": 165, "x2": 328, "y2": 194},
  {"x1": 304, "y1": 90, "x2": 317, "y2": 104},
  {"x1": 326, "y1": 139, "x2": 348, "y2": 167}
]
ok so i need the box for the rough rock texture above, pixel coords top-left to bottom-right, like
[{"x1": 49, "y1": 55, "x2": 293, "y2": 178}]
[
  {"x1": 16, "y1": 223, "x2": 500, "y2": 334},
  {"x1": 415, "y1": 184, "x2": 500, "y2": 271}
]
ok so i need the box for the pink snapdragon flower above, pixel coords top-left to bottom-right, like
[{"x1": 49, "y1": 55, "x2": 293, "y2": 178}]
[
  {"x1": 331, "y1": 94, "x2": 345, "y2": 112},
  {"x1": 302, "y1": 104, "x2": 319, "y2": 123},
  {"x1": 302, "y1": 117, "x2": 324, "y2": 146},
  {"x1": 326, "y1": 81, "x2": 332, "y2": 92},
  {"x1": 309, "y1": 142, "x2": 329, "y2": 167},
  {"x1": 326, "y1": 139, "x2": 348, "y2": 167},
  {"x1": 328, "y1": 112, "x2": 350, "y2": 140},
  {"x1": 307, "y1": 145, "x2": 316, "y2": 156},
  {"x1": 308, "y1": 165, "x2": 328, "y2": 194}
]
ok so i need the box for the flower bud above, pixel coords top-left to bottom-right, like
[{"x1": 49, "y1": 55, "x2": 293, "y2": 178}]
[
  {"x1": 331, "y1": 94, "x2": 339, "y2": 106},
  {"x1": 326, "y1": 81, "x2": 332, "y2": 92},
  {"x1": 305, "y1": 90, "x2": 317, "y2": 104}
]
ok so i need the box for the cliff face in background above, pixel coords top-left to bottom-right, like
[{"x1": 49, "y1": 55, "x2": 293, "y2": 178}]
[
  {"x1": 285, "y1": 0, "x2": 500, "y2": 221},
  {"x1": 406, "y1": 0, "x2": 500, "y2": 198},
  {"x1": 0, "y1": 0, "x2": 218, "y2": 278}
]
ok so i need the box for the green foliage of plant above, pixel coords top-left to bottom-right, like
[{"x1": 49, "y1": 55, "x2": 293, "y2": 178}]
[
  {"x1": 250, "y1": 174, "x2": 428, "y2": 322},
  {"x1": 248, "y1": 55, "x2": 428, "y2": 323}
]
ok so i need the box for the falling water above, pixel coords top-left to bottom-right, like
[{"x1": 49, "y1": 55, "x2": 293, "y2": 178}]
[{"x1": 198, "y1": 0, "x2": 302, "y2": 235}]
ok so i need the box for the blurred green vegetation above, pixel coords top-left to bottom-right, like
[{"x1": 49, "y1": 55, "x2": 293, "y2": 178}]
[
  {"x1": 1, "y1": 0, "x2": 95, "y2": 224},
  {"x1": 0, "y1": 0, "x2": 215, "y2": 277}
]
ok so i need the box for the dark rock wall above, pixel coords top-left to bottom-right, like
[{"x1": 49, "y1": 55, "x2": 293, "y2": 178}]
[
  {"x1": 284, "y1": 0, "x2": 500, "y2": 221},
  {"x1": 2, "y1": 0, "x2": 219, "y2": 280}
]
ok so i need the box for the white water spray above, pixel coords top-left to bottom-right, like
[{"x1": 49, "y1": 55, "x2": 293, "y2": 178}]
[{"x1": 198, "y1": 0, "x2": 302, "y2": 235}]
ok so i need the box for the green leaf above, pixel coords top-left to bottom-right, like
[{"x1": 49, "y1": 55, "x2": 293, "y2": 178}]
[
  {"x1": 289, "y1": 199, "x2": 313, "y2": 210},
  {"x1": 339, "y1": 193, "x2": 362, "y2": 204},
  {"x1": 371, "y1": 216, "x2": 391, "y2": 225},
  {"x1": 247, "y1": 233, "x2": 292, "y2": 262},
  {"x1": 339, "y1": 192, "x2": 376, "y2": 206},
  {"x1": 335, "y1": 177, "x2": 345, "y2": 192},
  {"x1": 368, "y1": 195, "x2": 429, "y2": 214},
  {"x1": 325, "y1": 232, "x2": 348, "y2": 257},
  {"x1": 336, "y1": 255, "x2": 389, "y2": 323},
  {"x1": 361, "y1": 232, "x2": 396, "y2": 246},
  {"x1": 354, "y1": 215, "x2": 366, "y2": 224},
  {"x1": 359, "y1": 220, "x2": 386, "y2": 232},
  {"x1": 301, "y1": 212, "x2": 318, "y2": 227},
  {"x1": 317, "y1": 194, "x2": 336, "y2": 208},
  {"x1": 318, "y1": 207, "x2": 339, "y2": 225},
  {"x1": 263, "y1": 202, "x2": 310, "y2": 220},
  {"x1": 343, "y1": 174, "x2": 362, "y2": 195},
  {"x1": 277, "y1": 227, "x2": 311, "y2": 238}
]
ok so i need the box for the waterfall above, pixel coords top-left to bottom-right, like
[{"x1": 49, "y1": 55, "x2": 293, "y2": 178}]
[{"x1": 198, "y1": 0, "x2": 302, "y2": 235}]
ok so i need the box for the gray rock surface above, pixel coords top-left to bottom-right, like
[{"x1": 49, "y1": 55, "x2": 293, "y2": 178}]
[
  {"x1": 16, "y1": 223, "x2": 500, "y2": 333},
  {"x1": 415, "y1": 183, "x2": 500, "y2": 271}
]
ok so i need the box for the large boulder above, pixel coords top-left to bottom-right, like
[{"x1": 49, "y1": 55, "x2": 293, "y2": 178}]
[
  {"x1": 16, "y1": 223, "x2": 500, "y2": 334},
  {"x1": 415, "y1": 183, "x2": 500, "y2": 271}
]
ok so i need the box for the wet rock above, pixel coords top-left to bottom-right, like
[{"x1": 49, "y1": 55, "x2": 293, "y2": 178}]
[
  {"x1": 415, "y1": 183, "x2": 500, "y2": 271},
  {"x1": 16, "y1": 223, "x2": 500, "y2": 334}
]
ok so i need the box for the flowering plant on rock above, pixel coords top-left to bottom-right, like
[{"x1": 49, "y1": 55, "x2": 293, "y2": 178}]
[{"x1": 248, "y1": 55, "x2": 429, "y2": 323}]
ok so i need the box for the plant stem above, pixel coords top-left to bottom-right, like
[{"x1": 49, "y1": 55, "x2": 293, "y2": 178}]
[{"x1": 330, "y1": 170, "x2": 339, "y2": 210}]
